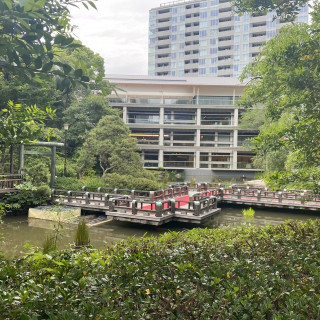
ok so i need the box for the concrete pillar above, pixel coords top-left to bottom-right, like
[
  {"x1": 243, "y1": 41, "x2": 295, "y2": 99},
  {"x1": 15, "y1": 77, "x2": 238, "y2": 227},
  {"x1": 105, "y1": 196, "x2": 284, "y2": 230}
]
[
  {"x1": 122, "y1": 106, "x2": 127, "y2": 124},
  {"x1": 234, "y1": 108, "x2": 239, "y2": 127},
  {"x1": 234, "y1": 129, "x2": 238, "y2": 148},
  {"x1": 159, "y1": 149, "x2": 164, "y2": 167},
  {"x1": 159, "y1": 128, "x2": 164, "y2": 146},
  {"x1": 195, "y1": 151, "x2": 200, "y2": 169},
  {"x1": 196, "y1": 107, "x2": 201, "y2": 125},
  {"x1": 196, "y1": 129, "x2": 201, "y2": 147},
  {"x1": 160, "y1": 107, "x2": 164, "y2": 125},
  {"x1": 233, "y1": 150, "x2": 238, "y2": 170}
]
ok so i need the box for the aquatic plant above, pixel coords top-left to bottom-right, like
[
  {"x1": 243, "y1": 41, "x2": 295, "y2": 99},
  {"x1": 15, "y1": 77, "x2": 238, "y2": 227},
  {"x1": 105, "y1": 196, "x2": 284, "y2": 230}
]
[
  {"x1": 242, "y1": 207, "x2": 255, "y2": 217},
  {"x1": 74, "y1": 219, "x2": 90, "y2": 247},
  {"x1": 42, "y1": 235, "x2": 56, "y2": 254}
]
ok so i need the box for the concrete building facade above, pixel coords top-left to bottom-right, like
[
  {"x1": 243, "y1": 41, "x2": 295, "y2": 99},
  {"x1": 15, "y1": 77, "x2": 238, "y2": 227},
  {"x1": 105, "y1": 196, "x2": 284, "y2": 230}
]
[
  {"x1": 148, "y1": 0, "x2": 308, "y2": 78},
  {"x1": 106, "y1": 74, "x2": 261, "y2": 181}
]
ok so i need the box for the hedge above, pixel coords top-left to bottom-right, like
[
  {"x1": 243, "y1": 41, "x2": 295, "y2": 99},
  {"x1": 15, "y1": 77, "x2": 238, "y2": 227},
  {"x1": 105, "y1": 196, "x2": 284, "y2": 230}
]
[{"x1": 0, "y1": 220, "x2": 320, "y2": 319}]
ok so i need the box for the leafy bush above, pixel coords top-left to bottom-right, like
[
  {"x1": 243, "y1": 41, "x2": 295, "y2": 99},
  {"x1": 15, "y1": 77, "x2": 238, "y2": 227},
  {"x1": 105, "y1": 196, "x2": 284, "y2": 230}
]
[
  {"x1": 0, "y1": 220, "x2": 320, "y2": 318},
  {"x1": 103, "y1": 173, "x2": 161, "y2": 190},
  {"x1": 56, "y1": 164, "x2": 77, "y2": 178},
  {"x1": 54, "y1": 176, "x2": 103, "y2": 191},
  {"x1": 3, "y1": 184, "x2": 52, "y2": 214}
]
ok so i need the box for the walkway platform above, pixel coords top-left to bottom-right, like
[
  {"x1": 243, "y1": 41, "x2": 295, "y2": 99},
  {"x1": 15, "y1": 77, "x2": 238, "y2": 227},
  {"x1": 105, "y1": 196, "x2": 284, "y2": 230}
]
[{"x1": 52, "y1": 187, "x2": 220, "y2": 226}]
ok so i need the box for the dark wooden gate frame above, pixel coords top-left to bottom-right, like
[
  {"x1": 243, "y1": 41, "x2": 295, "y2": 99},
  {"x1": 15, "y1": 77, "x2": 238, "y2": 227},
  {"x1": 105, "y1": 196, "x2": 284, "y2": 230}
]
[{"x1": 18, "y1": 142, "x2": 64, "y2": 188}]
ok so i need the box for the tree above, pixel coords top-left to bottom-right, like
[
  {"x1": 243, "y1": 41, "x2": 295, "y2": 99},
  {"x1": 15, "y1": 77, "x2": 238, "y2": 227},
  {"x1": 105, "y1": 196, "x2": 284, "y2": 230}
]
[
  {"x1": 0, "y1": 101, "x2": 55, "y2": 172},
  {"x1": 232, "y1": 0, "x2": 310, "y2": 20},
  {"x1": 77, "y1": 115, "x2": 144, "y2": 178},
  {"x1": 237, "y1": 2, "x2": 320, "y2": 188},
  {"x1": 0, "y1": 0, "x2": 100, "y2": 90},
  {"x1": 63, "y1": 95, "x2": 119, "y2": 151}
]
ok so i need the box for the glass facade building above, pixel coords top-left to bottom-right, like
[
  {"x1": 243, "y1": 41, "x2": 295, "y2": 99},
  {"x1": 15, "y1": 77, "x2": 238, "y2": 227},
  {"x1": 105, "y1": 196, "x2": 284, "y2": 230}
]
[
  {"x1": 106, "y1": 74, "x2": 261, "y2": 181},
  {"x1": 148, "y1": 0, "x2": 308, "y2": 77}
]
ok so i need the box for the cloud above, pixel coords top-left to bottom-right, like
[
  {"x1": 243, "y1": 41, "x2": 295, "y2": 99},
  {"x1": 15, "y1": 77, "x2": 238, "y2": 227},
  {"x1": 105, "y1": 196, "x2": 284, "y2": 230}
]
[{"x1": 70, "y1": 0, "x2": 165, "y2": 75}]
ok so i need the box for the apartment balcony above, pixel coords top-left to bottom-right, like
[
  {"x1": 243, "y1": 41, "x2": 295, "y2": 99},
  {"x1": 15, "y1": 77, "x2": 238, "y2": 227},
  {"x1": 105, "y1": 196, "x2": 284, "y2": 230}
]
[
  {"x1": 217, "y1": 68, "x2": 233, "y2": 77},
  {"x1": 156, "y1": 47, "x2": 171, "y2": 54},
  {"x1": 218, "y1": 49, "x2": 232, "y2": 57},
  {"x1": 250, "y1": 15, "x2": 267, "y2": 23},
  {"x1": 184, "y1": 44, "x2": 200, "y2": 51},
  {"x1": 218, "y1": 29, "x2": 234, "y2": 37},
  {"x1": 184, "y1": 53, "x2": 199, "y2": 60},
  {"x1": 184, "y1": 62, "x2": 199, "y2": 69},
  {"x1": 250, "y1": 25, "x2": 267, "y2": 33},
  {"x1": 218, "y1": 39, "x2": 233, "y2": 47},
  {"x1": 250, "y1": 34, "x2": 267, "y2": 43},
  {"x1": 250, "y1": 45, "x2": 262, "y2": 54},
  {"x1": 185, "y1": 16, "x2": 200, "y2": 24},
  {"x1": 155, "y1": 56, "x2": 171, "y2": 63},
  {"x1": 218, "y1": 58, "x2": 233, "y2": 66},
  {"x1": 155, "y1": 66, "x2": 171, "y2": 73},
  {"x1": 219, "y1": 2, "x2": 233, "y2": 9},
  {"x1": 156, "y1": 38, "x2": 171, "y2": 46},
  {"x1": 156, "y1": 20, "x2": 171, "y2": 28},
  {"x1": 184, "y1": 34, "x2": 200, "y2": 42},
  {"x1": 156, "y1": 11, "x2": 171, "y2": 19},
  {"x1": 218, "y1": 11, "x2": 233, "y2": 19}
]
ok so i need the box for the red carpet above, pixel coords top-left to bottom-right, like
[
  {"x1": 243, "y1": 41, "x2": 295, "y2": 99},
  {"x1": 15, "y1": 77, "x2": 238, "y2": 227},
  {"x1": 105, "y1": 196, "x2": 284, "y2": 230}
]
[{"x1": 142, "y1": 195, "x2": 190, "y2": 210}]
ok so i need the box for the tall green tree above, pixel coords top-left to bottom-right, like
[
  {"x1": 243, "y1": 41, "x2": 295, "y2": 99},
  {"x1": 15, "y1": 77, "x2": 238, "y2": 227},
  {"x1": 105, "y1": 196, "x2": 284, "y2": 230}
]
[
  {"x1": 77, "y1": 115, "x2": 143, "y2": 178},
  {"x1": 63, "y1": 95, "x2": 119, "y2": 152},
  {"x1": 237, "y1": 2, "x2": 320, "y2": 188},
  {"x1": 0, "y1": 0, "x2": 99, "y2": 90}
]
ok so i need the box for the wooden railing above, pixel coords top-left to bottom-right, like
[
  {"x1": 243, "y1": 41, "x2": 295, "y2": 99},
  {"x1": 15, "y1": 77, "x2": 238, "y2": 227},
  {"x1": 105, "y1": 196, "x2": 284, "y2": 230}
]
[
  {"x1": 51, "y1": 189, "x2": 217, "y2": 218},
  {"x1": 0, "y1": 174, "x2": 24, "y2": 190}
]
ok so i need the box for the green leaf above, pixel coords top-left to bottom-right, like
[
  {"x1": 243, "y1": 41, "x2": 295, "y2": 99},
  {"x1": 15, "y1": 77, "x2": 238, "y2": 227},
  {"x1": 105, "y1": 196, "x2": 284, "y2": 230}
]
[
  {"x1": 74, "y1": 69, "x2": 83, "y2": 78},
  {"x1": 34, "y1": 56, "x2": 42, "y2": 69},
  {"x1": 4, "y1": 0, "x2": 12, "y2": 9},
  {"x1": 88, "y1": 1, "x2": 97, "y2": 10},
  {"x1": 61, "y1": 77, "x2": 71, "y2": 90},
  {"x1": 22, "y1": 54, "x2": 31, "y2": 66},
  {"x1": 81, "y1": 76, "x2": 90, "y2": 82},
  {"x1": 62, "y1": 64, "x2": 72, "y2": 74},
  {"x1": 42, "y1": 62, "x2": 53, "y2": 72}
]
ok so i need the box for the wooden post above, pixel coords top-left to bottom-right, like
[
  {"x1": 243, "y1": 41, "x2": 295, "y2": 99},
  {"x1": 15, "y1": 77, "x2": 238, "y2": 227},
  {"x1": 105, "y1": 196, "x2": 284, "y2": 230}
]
[
  {"x1": 257, "y1": 190, "x2": 261, "y2": 201},
  {"x1": 85, "y1": 192, "x2": 90, "y2": 205},
  {"x1": 237, "y1": 189, "x2": 241, "y2": 199},
  {"x1": 155, "y1": 202, "x2": 163, "y2": 217},
  {"x1": 50, "y1": 146, "x2": 56, "y2": 188},
  {"x1": 300, "y1": 193, "x2": 305, "y2": 204},
  {"x1": 131, "y1": 190, "x2": 135, "y2": 200},
  {"x1": 170, "y1": 200, "x2": 176, "y2": 214},
  {"x1": 132, "y1": 200, "x2": 137, "y2": 215},
  {"x1": 278, "y1": 192, "x2": 282, "y2": 203},
  {"x1": 193, "y1": 201, "x2": 200, "y2": 216},
  {"x1": 18, "y1": 144, "x2": 25, "y2": 173},
  {"x1": 67, "y1": 191, "x2": 72, "y2": 203},
  {"x1": 104, "y1": 194, "x2": 109, "y2": 207}
]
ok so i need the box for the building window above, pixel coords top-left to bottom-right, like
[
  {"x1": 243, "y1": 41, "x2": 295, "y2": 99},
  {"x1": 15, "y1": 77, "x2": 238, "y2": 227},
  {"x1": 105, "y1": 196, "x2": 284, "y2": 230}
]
[
  {"x1": 209, "y1": 67, "x2": 217, "y2": 73},
  {"x1": 163, "y1": 152, "x2": 194, "y2": 168},
  {"x1": 200, "y1": 12, "x2": 207, "y2": 18},
  {"x1": 199, "y1": 58, "x2": 206, "y2": 65},
  {"x1": 211, "y1": 19, "x2": 218, "y2": 26},
  {"x1": 199, "y1": 67, "x2": 206, "y2": 75},
  {"x1": 200, "y1": 21, "x2": 208, "y2": 28},
  {"x1": 200, "y1": 30, "x2": 207, "y2": 37}
]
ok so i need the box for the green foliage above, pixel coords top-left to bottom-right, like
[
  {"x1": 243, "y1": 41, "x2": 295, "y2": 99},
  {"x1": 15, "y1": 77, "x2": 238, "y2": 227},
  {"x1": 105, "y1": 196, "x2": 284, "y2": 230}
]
[
  {"x1": 56, "y1": 164, "x2": 77, "y2": 178},
  {"x1": 239, "y1": 107, "x2": 265, "y2": 130},
  {"x1": 54, "y1": 176, "x2": 103, "y2": 190},
  {"x1": 238, "y1": 4, "x2": 320, "y2": 190},
  {"x1": 1, "y1": 220, "x2": 320, "y2": 318},
  {"x1": 242, "y1": 207, "x2": 255, "y2": 217},
  {"x1": 78, "y1": 115, "x2": 144, "y2": 178},
  {"x1": 63, "y1": 95, "x2": 118, "y2": 151},
  {"x1": 3, "y1": 183, "x2": 51, "y2": 214},
  {"x1": 0, "y1": 0, "x2": 99, "y2": 90},
  {"x1": 103, "y1": 173, "x2": 162, "y2": 191},
  {"x1": 74, "y1": 219, "x2": 89, "y2": 247},
  {"x1": 42, "y1": 235, "x2": 56, "y2": 254},
  {"x1": 232, "y1": 0, "x2": 309, "y2": 20}
]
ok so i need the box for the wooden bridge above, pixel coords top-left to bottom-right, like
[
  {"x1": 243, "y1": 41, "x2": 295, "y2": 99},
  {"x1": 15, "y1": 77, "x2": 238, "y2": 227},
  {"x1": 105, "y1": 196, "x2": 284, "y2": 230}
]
[
  {"x1": 51, "y1": 182, "x2": 320, "y2": 226},
  {"x1": 195, "y1": 183, "x2": 320, "y2": 211},
  {"x1": 52, "y1": 186, "x2": 220, "y2": 226},
  {"x1": 0, "y1": 174, "x2": 24, "y2": 193}
]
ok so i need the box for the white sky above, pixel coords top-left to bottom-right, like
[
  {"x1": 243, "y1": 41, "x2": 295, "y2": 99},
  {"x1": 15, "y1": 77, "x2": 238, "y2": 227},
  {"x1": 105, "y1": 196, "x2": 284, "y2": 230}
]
[{"x1": 70, "y1": 0, "x2": 165, "y2": 75}]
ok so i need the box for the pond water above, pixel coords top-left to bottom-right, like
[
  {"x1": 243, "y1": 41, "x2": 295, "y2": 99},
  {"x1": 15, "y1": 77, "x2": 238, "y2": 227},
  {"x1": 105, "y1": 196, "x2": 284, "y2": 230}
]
[{"x1": 1, "y1": 206, "x2": 319, "y2": 259}]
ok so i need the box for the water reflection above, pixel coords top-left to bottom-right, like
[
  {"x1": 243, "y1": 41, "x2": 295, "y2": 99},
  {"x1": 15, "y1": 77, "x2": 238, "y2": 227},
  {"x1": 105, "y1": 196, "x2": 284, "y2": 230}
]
[{"x1": 0, "y1": 206, "x2": 319, "y2": 259}]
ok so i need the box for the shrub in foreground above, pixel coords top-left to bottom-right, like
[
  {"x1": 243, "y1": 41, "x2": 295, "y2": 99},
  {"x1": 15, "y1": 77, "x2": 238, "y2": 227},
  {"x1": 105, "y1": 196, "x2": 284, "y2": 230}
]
[{"x1": 0, "y1": 220, "x2": 320, "y2": 319}]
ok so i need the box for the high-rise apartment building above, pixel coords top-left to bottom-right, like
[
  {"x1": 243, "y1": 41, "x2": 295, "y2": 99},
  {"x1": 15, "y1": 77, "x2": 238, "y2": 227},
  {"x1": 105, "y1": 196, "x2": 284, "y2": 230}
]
[{"x1": 148, "y1": 0, "x2": 308, "y2": 77}]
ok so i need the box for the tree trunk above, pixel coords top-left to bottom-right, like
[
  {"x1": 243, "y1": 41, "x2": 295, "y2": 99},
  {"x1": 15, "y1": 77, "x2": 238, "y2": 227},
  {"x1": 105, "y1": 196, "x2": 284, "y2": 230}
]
[{"x1": 77, "y1": 160, "x2": 86, "y2": 179}]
